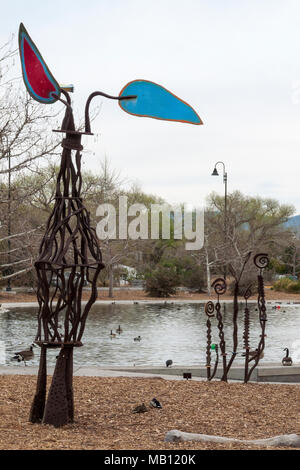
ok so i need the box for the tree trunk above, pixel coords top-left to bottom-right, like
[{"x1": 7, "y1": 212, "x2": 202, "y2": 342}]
[
  {"x1": 108, "y1": 265, "x2": 114, "y2": 298},
  {"x1": 206, "y1": 253, "x2": 211, "y2": 296},
  {"x1": 165, "y1": 430, "x2": 300, "y2": 448}
]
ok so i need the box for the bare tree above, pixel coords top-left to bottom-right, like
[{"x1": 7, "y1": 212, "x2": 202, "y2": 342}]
[
  {"x1": 204, "y1": 191, "x2": 295, "y2": 285},
  {"x1": 0, "y1": 37, "x2": 62, "y2": 285}
]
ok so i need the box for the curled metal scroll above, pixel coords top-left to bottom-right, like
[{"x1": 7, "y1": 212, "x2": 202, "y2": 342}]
[
  {"x1": 211, "y1": 278, "x2": 227, "y2": 296},
  {"x1": 254, "y1": 253, "x2": 269, "y2": 270},
  {"x1": 205, "y1": 301, "x2": 215, "y2": 317}
]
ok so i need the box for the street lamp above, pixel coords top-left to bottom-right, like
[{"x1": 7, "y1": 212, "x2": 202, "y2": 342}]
[
  {"x1": 212, "y1": 161, "x2": 228, "y2": 279},
  {"x1": 6, "y1": 145, "x2": 12, "y2": 292}
]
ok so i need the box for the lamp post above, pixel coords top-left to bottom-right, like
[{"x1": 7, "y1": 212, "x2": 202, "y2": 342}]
[
  {"x1": 6, "y1": 146, "x2": 12, "y2": 292},
  {"x1": 211, "y1": 161, "x2": 228, "y2": 279}
]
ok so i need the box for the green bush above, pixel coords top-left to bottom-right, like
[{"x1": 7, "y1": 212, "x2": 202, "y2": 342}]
[
  {"x1": 144, "y1": 266, "x2": 179, "y2": 297},
  {"x1": 273, "y1": 278, "x2": 300, "y2": 293},
  {"x1": 181, "y1": 265, "x2": 204, "y2": 291},
  {"x1": 159, "y1": 257, "x2": 204, "y2": 292}
]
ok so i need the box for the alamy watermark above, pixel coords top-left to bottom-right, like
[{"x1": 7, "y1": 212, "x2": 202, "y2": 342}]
[{"x1": 95, "y1": 196, "x2": 204, "y2": 250}]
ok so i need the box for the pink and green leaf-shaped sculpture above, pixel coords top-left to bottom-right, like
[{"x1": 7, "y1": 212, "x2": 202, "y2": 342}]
[
  {"x1": 119, "y1": 79, "x2": 202, "y2": 125},
  {"x1": 18, "y1": 23, "x2": 61, "y2": 104}
]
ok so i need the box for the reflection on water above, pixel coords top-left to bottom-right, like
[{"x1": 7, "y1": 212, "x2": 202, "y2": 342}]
[{"x1": 0, "y1": 303, "x2": 299, "y2": 367}]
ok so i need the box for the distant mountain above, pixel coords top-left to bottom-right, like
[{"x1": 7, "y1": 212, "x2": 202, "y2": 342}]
[{"x1": 284, "y1": 215, "x2": 300, "y2": 228}]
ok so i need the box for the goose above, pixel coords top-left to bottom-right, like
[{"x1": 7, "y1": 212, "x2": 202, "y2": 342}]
[
  {"x1": 109, "y1": 330, "x2": 116, "y2": 338},
  {"x1": 12, "y1": 343, "x2": 36, "y2": 366},
  {"x1": 282, "y1": 348, "x2": 293, "y2": 366},
  {"x1": 116, "y1": 325, "x2": 123, "y2": 334},
  {"x1": 166, "y1": 359, "x2": 173, "y2": 367},
  {"x1": 150, "y1": 398, "x2": 162, "y2": 409},
  {"x1": 134, "y1": 336, "x2": 141, "y2": 342}
]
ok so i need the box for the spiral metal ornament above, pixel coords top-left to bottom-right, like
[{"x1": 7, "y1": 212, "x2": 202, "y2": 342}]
[
  {"x1": 254, "y1": 253, "x2": 269, "y2": 270},
  {"x1": 212, "y1": 278, "x2": 227, "y2": 296},
  {"x1": 205, "y1": 301, "x2": 215, "y2": 318}
]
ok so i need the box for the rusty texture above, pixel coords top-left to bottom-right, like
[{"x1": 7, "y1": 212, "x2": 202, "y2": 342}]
[
  {"x1": 205, "y1": 301, "x2": 214, "y2": 380},
  {"x1": 30, "y1": 94, "x2": 105, "y2": 427},
  {"x1": 205, "y1": 253, "x2": 269, "y2": 383},
  {"x1": 244, "y1": 253, "x2": 269, "y2": 383},
  {"x1": 211, "y1": 278, "x2": 228, "y2": 382}
]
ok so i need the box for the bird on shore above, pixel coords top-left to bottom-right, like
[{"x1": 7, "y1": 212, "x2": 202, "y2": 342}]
[
  {"x1": 134, "y1": 336, "x2": 141, "y2": 342},
  {"x1": 109, "y1": 330, "x2": 116, "y2": 338},
  {"x1": 166, "y1": 359, "x2": 173, "y2": 367},
  {"x1": 12, "y1": 343, "x2": 36, "y2": 366},
  {"x1": 150, "y1": 398, "x2": 162, "y2": 409},
  {"x1": 116, "y1": 325, "x2": 123, "y2": 334},
  {"x1": 132, "y1": 403, "x2": 148, "y2": 413},
  {"x1": 282, "y1": 348, "x2": 293, "y2": 366}
]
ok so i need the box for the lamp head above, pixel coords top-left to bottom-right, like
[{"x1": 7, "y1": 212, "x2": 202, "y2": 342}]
[{"x1": 211, "y1": 167, "x2": 219, "y2": 176}]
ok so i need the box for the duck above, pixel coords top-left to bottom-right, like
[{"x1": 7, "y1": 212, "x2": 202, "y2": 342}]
[
  {"x1": 282, "y1": 348, "x2": 293, "y2": 366},
  {"x1": 242, "y1": 349, "x2": 264, "y2": 362},
  {"x1": 166, "y1": 359, "x2": 173, "y2": 367},
  {"x1": 132, "y1": 403, "x2": 148, "y2": 413},
  {"x1": 116, "y1": 325, "x2": 123, "y2": 334},
  {"x1": 109, "y1": 330, "x2": 116, "y2": 338},
  {"x1": 134, "y1": 336, "x2": 141, "y2": 342},
  {"x1": 12, "y1": 343, "x2": 36, "y2": 366},
  {"x1": 150, "y1": 398, "x2": 162, "y2": 409}
]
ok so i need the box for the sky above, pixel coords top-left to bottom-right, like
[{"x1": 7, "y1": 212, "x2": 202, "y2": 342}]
[{"x1": 2, "y1": 0, "x2": 300, "y2": 212}]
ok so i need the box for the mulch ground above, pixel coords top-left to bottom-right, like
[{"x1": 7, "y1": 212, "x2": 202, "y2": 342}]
[{"x1": 0, "y1": 375, "x2": 299, "y2": 450}]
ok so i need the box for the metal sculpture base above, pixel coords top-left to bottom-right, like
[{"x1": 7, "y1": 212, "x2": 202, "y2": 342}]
[{"x1": 30, "y1": 345, "x2": 74, "y2": 427}]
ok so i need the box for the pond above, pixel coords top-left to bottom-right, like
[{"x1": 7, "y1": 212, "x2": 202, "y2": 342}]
[{"x1": 0, "y1": 303, "x2": 299, "y2": 367}]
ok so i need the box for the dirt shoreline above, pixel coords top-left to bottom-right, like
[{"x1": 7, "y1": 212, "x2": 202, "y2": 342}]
[
  {"x1": 0, "y1": 375, "x2": 299, "y2": 450},
  {"x1": 1, "y1": 288, "x2": 300, "y2": 303}
]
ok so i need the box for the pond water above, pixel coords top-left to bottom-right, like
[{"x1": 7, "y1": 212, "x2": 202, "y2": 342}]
[{"x1": 0, "y1": 303, "x2": 299, "y2": 367}]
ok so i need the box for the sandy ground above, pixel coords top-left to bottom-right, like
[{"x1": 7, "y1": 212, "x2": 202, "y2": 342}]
[
  {"x1": 1, "y1": 288, "x2": 300, "y2": 303},
  {"x1": 0, "y1": 375, "x2": 299, "y2": 450}
]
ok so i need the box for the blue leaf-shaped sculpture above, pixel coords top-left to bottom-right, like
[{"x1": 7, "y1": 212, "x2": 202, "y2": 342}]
[{"x1": 119, "y1": 80, "x2": 202, "y2": 125}]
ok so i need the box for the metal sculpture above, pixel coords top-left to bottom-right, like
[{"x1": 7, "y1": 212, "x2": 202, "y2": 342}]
[
  {"x1": 204, "y1": 300, "x2": 219, "y2": 382},
  {"x1": 205, "y1": 253, "x2": 269, "y2": 383},
  {"x1": 244, "y1": 253, "x2": 269, "y2": 383},
  {"x1": 205, "y1": 301, "x2": 217, "y2": 380},
  {"x1": 210, "y1": 278, "x2": 227, "y2": 381},
  {"x1": 18, "y1": 23, "x2": 202, "y2": 427},
  {"x1": 242, "y1": 285, "x2": 252, "y2": 383}
]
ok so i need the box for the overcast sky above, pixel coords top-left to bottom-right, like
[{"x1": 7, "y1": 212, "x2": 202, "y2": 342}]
[{"x1": 2, "y1": 0, "x2": 300, "y2": 212}]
